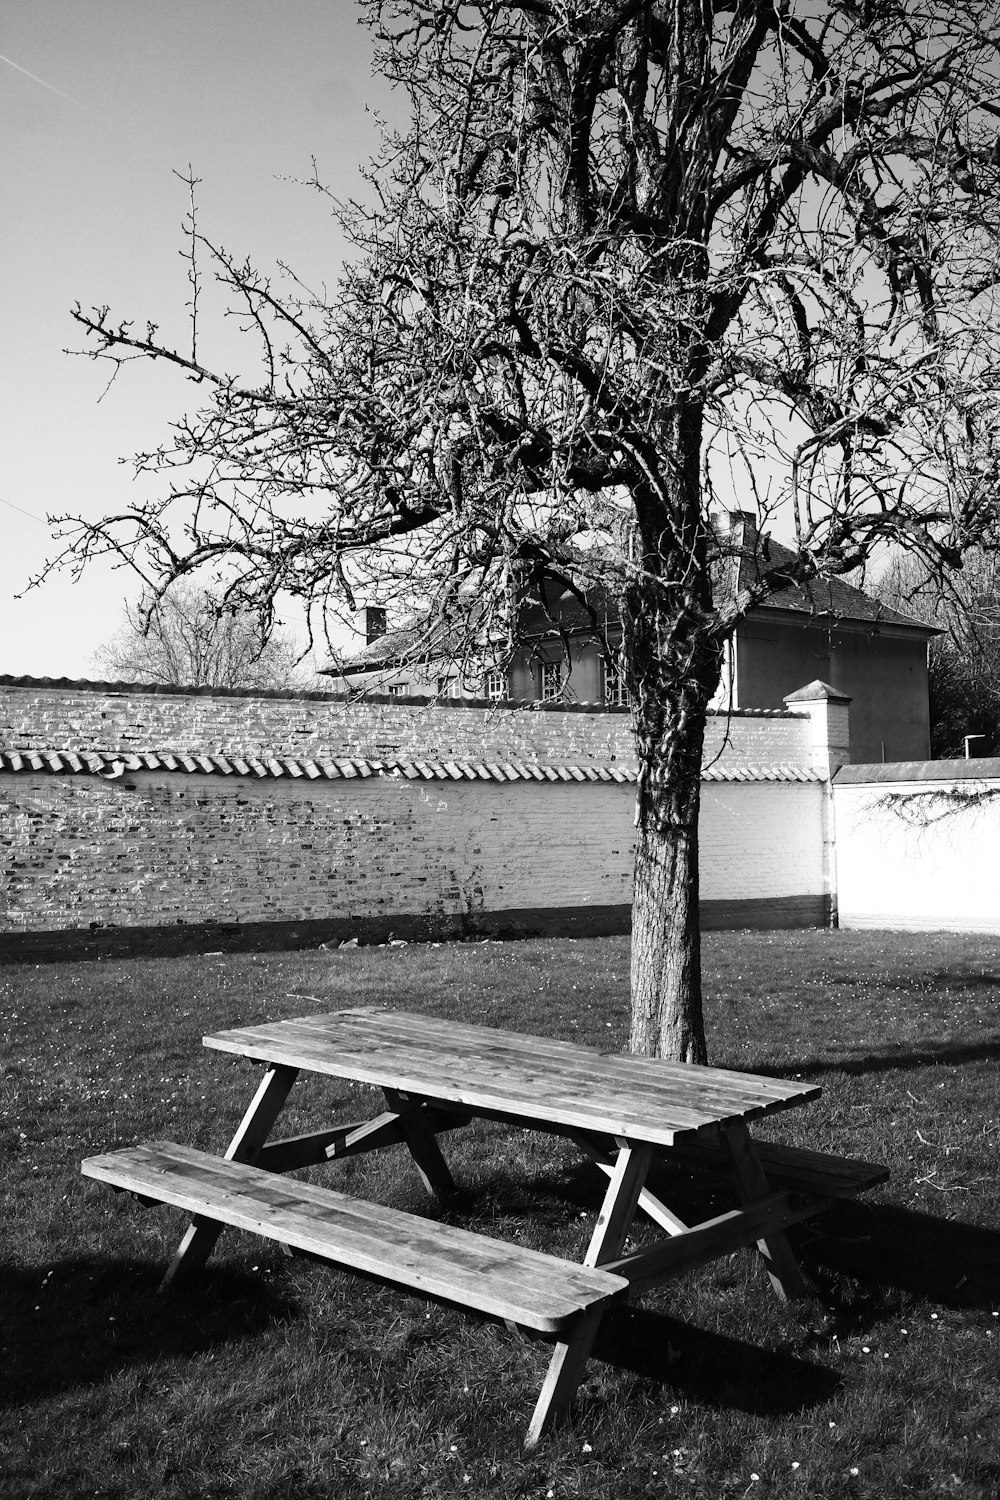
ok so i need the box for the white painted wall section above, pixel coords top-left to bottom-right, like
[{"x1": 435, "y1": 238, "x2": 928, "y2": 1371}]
[{"x1": 835, "y1": 774, "x2": 1000, "y2": 933}]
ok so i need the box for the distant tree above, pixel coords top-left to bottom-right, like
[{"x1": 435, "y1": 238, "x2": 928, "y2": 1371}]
[
  {"x1": 48, "y1": 2, "x2": 1000, "y2": 1061},
  {"x1": 92, "y1": 585, "x2": 316, "y2": 690},
  {"x1": 875, "y1": 550, "x2": 1000, "y2": 757}
]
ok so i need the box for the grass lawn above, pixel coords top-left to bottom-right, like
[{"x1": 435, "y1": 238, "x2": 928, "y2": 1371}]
[{"x1": 2, "y1": 928, "x2": 999, "y2": 1499}]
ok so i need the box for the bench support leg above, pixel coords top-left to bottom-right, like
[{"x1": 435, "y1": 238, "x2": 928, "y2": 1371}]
[
  {"x1": 525, "y1": 1309, "x2": 603, "y2": 1450},
  {"x1": 160, "y1": 1063, "x2": 299, "y2": 1291},
  {"x1": 723, "y1": 1123, "x2": 808, "y2": 1302}
]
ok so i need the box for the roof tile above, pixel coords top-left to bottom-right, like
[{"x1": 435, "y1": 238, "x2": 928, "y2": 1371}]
[{"x1": 0, "y1": 746, "x2": 820, "y2": 786}]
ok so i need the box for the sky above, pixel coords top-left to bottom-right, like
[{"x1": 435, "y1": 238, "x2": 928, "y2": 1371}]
[{"x1": 1, "y1": 0, "x2": 395, "y2": 678}]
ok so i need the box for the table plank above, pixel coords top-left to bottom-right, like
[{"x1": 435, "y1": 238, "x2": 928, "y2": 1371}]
[
  {"x1": 341, "y1": 1009, "x2": 809, "y2": 1107},
  {"x1": 207, "y1": 1023, "x2": 758, "y2": 1141},
  {"x1": 204, "y1": 1009, "x2": 818, "y2": 1146},
  {"x1": 294, "y1": 1008, "x2": 812, "y2": 1113}
]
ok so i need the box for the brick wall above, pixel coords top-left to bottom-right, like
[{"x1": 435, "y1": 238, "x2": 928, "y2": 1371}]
[
  {"x1": 0, "y1": 678, "x2": 812, "y2": 769},
  {"x1": 1, "y1": 766, "x2": 828, "y2": 951},
  {"x1": 0, "y1": 679, "x2": 831, "y2": 954},
  {"x1": 0, "y1": 771, "x2": 633, "y2": 932}
]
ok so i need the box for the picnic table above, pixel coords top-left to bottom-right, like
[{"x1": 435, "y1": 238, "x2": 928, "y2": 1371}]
[{"x1": 82, "y1": 1007, "x2": 887, "y2": 1447}]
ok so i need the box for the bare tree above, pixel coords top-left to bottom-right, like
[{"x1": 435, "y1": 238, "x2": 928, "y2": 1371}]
[
  {"x1": 46, "y1": 1, "x2": 1000, "y2": 1059},
  {"x1": 92, "y1": 584, "x2": 316, "y2": 691},
  {"x1": 876, "y1": 549, "x2": 1000, "y2": 756}
]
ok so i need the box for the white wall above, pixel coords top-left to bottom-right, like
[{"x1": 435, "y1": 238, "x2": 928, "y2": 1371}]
[{"x1": 835, "y1": 770, "x2": 1000, "y2": 933}]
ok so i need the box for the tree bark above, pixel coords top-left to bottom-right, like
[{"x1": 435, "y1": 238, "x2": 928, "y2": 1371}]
[
  {"x1": 629, "y1": 725, "x2": 709, "y2": 1063},
  {"x1": 622, "y1": 399, "x2": 720, "y2": 1063}
]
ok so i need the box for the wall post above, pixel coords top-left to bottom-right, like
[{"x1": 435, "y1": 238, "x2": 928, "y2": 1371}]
[{"x1": 783, "y1": 680, "x2": 852, "y2": 927}]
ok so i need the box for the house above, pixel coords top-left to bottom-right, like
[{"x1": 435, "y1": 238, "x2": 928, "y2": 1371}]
[
  {"x1": 329, "y1": 605, "x2": 506, "y2": 702},
  {"x1": 328, "y1": 514, "x2": 937, "y2": 763}
]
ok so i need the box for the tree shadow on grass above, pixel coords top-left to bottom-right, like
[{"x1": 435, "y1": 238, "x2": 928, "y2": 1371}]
[
  {"x1": 753, "y1": 1035, "x2": 1000, "y2": 1077},
  {"x1": 0, "y1": 1256, "x2": 299, "y2": 1410}
]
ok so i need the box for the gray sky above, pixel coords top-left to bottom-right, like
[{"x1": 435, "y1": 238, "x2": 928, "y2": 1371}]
[{"x1": 2, "y1": 0, "x2": 392, "y2": 677}]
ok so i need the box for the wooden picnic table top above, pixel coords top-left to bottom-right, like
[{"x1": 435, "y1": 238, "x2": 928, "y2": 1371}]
[{"x1": 204, "y1": 1007, "x2": 821, "y2": 1147}]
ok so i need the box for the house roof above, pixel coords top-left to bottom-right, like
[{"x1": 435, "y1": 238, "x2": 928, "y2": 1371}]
[
  {"x1": 739, "y1": 536, "x2": 935, "y2": 633},
  {"x1": 524, "y1": 535, "x2": 934, "y2": 636},
  {"x1": 331, "y1": 622, "x2": 445, "y2": 674},
  {"x1": 327, "y1": 520, "x2": 935, "y2": 676}
]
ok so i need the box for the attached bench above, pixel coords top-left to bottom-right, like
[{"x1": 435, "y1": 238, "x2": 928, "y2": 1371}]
[
  {"x1": 82, "y1": 1140, "x2": 628, "y2": 1445},
  {"x1": 82, "y1": 1141, "x2": 628, "y2": 1333}
]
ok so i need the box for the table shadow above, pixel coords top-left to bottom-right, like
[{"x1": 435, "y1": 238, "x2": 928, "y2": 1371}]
[
  {"x1": 591, "y1": 1303, "x2": 840, "y2": 1414},
  {"x1": 800, "y1": 1198, "x2": 1000, "y2": 1317},
  {"x1": 0, "y1": 1256, "x2": 299, "y2": 1411},
  {"x1": 498, "y1": 1160, "x2": 1000, "y2": 1324}
]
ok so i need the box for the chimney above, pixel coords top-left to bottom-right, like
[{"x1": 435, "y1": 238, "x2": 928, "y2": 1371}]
[
  {"x1": 360, "y1": 606, "x2": 387, "y2": 645},
  {"x1": 727, "y1": 511, "x2": 759, "y2": 594},
  {"x1": 728, "y1": 510, "x2": 757, "y2": 546}
]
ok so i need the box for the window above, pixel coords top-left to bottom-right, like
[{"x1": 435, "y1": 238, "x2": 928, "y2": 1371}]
[
  {"x1": 484, "y1": 668, "x2": 506, "y2": 700},
  {"x1": 539, "y1": 660, "x2": 564, "y2": 701},
  {"x1": 603, "y1": 654, "x2": 628, "y2": 708},
  {"x1": 387, "y1": 682, "x2": 409, "y2": 698}
]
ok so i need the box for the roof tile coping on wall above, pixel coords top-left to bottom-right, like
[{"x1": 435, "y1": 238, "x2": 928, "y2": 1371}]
[
  {"x1": 0, "y1": 674, "x2": 799, "y2": 719},
  {"x1": 835, "y1": 759, "x2": 1000, "y2": 785},
  {"x1": 0, "y1": 748, "x2": 822, "y2": 784}
]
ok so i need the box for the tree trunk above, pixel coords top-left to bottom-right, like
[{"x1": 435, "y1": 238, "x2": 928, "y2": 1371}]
[
  {"x1": 629, "y1": 721, "x2": 709, "y2": 1063},
  {"x1": 623, "y1": 606, "x2": 720, "y2": 1062},
  {"x1": 622, "y1": 399, "x2": 720, "y2": 1063}
]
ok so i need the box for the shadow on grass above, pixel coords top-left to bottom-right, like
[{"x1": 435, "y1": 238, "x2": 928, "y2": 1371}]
[
  {"x1": 801, "y1": 1199, "x2": 1000, "y2": 1314},
  {"x1": 0, "y1": 1248, "x2": 839, "y2": 1427},
  {"x1": 0, "y1": 1256, "x2": 299, "y2": 1410},
  {"x1": 754, "y1": 1035, "x2": 1000, "y2": 1077},
  {"x1": 490, "y1": 1161, "x2": 1000, "y2": 1325},
  {"x1": 592, "y1": 1303, "x2": 840, "y2": 1414}
]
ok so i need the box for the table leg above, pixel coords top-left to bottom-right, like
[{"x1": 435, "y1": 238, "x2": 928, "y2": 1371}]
[
  {"x1": 584, "y1": 1142, "x2": 655, "y2": 1267},
  {"x1": 525, "y1": 1143, "x2": 653, "y2": 1447},
  {"x1": 722, "y1": 1123, "x2": 808, "y2": 1301},
  {"x1": 159, "y1": 1062, "x2": 299, "y2": 1291},
  {"x1": 382, "y1": 1088, "x2": 457, "y2": 1201},
  {"x1": 571, "y1": 1133, "x2": 689, "y2": 1237}
]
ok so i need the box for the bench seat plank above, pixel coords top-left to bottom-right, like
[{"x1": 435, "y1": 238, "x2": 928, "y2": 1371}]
[
  {"x1": 82, "y1": 1142, "x2": 628, "y2": 1334},
  {"x1": 667, "y1": 1137, "x2": 889, "y2": 1196}
]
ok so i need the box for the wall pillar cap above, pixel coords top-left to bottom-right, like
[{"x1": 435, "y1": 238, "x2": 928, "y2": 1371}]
[{"x1": 783, "y1": 679, "x2": 853, "y2": 707}]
